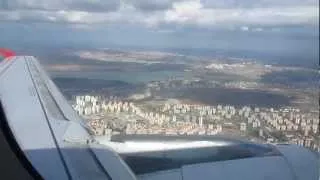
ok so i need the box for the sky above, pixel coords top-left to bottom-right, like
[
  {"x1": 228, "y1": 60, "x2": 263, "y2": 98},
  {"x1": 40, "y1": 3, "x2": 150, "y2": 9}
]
[
  {"x1": 0, "y1": 0, "x2": 319, "y2": 66},
  {"x1": 0, "y1": 0, "x2": 318, "y2": 27}
]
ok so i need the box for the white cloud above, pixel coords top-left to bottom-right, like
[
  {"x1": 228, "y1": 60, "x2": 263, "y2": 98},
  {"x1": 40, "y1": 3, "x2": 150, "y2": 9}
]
[
  {"x1": 0, "y1": 0, "x2": 318, "y2": 28},
  {"x1": 241, "y1": 26, "x2": 249, "y2": 31},
  {"x1": 127, "y1": 0, "x2": 182, "y2": 11},
  {"x1": 165, "y1": 1, "x2": 202, "y2": 23},
  {"x1": 1, "y1": 0, "x2": 120, "y2": 12},
  {"x1": 201, "y1": 0, "x2": 319, "y2": 8},
  {"x1": 165, "y1": 5, "x2": 319, "y2": 26},
  {"x1": 252, "y1": 27, "x2": 263, "y2": 32}
]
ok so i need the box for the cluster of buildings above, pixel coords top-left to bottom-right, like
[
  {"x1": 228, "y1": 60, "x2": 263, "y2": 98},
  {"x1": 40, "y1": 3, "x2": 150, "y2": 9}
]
[
  {"x1": 124, "y1": 121, "x2": 223, "y2": 136},
  {"x1": 265, "y1": 108, "x2": 318, "y2": 135},
  {"x1": 72, "y1": 95, "x2": 320, "y2": 152},
  {"x1": 88, "y1": 119, "x2": 107, "y2": 136},
  {"x1": 72, "y1": 95, "x2": 224, "y2": 136},
  {"x1": 162, "y1": 103, "x2": 319, "y2": 151},
  {"x1": 73, "y1": 95, "x2": 102, "y2": 115}
]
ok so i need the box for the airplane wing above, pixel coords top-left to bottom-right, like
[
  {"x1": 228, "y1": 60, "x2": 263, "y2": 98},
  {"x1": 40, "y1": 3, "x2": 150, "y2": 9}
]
[
  {"x1": 0, "y1": 56, "x2": 319, "y2": 180},
  {"x1": 0, "y1": 56, "x2": 136, "y2": 180}
]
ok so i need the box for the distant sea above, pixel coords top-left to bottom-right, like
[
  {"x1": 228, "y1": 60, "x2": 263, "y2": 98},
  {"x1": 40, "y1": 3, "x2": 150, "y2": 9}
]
[{"x1": 51, "y1": 70, "x2": 193, "y2": 83}]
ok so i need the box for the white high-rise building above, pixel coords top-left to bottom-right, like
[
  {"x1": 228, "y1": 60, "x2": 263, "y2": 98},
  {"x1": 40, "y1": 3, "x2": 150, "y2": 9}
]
[
  {"x1": 240, "y1": 123, "x2": 246, "y2": 131},
  {"x1": 312, "y1": 124, "x2": 318, "y2": 134},
  {"x1": 304, "y1": 128, "x2": 309, "y2": 136},
  {"x1": 252, "y1": 121, "x2": 258, "y2": 128},
  {"x1": 216, "y1": 124, "x2": 222, "y2": 132},
  {"x1": 84, "y1": 107, "x2": 92, "y2": 115},
  {"x1": 85, "y1": 95, "x2": 91, "y2": 102},
  {"x1": 172, "y1": 115, "x2": 176, "y2": 122},
  {"x1": 256, "y1": 120, "x2": 261, "y2": 127},
  {"x1": 91, "y1": 106, "x2": 96, "y2": 114},
  {"x1": 304, "y1": 138, "x2": 312, "y2": 147},
  {"x1": 259, "y1": 129, "x2": 263, "y2": 137},
  {"x1": 199, "y1": 116, "x2": 203, "y2": 128},
  {"x1": 244, "y1": 111, "x2": 249, "y2": 118}
]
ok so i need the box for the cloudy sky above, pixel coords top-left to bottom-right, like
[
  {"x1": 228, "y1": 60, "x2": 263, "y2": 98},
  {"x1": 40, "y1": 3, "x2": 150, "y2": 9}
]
[
  {"x1": 0, "y1": 0, "x2": 318, "y2": 66},
  {"x1": 0, "y1": 0, "x2": 318, "y2": 27}
]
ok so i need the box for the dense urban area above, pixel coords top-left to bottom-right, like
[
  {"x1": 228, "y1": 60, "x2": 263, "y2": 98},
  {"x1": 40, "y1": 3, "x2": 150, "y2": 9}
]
[
  {"x1": 72, "y1": 94, "x2": 319, "y2": 153},
  {"x1": 46, "y1": 48, "x2": 319, "y2": 153}
]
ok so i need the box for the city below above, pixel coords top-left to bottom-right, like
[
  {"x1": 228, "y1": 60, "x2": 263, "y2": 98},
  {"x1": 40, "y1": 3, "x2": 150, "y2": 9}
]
[
  {"x1": 42, "y1": 48, "x2": 319, "y2": 155},
  {"x1": 72, "y1": 94, "x2": 320, "y2": 153}
]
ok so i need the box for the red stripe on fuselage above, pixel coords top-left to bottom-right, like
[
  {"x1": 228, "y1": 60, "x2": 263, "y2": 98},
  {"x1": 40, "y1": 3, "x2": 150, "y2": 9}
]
[{"x1": 0, "y1": 48, "x2": 16, "y2": 60}]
